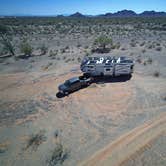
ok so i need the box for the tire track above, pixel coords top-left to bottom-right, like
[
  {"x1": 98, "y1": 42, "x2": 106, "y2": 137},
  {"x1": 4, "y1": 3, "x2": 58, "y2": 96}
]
[{"x1": 80, "y1": 112, "x2": 166, "y2": 166}]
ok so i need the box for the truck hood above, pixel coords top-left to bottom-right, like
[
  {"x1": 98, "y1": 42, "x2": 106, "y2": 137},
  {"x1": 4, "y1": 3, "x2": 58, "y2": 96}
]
[{"x1": 58, "y1": 84, "x2": 68, "y2": 91}]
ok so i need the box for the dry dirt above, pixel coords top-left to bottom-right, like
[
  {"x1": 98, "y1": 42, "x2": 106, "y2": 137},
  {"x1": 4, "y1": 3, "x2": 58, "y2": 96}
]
[
  {"x1": 80, "y1": 113, "x2": 166, "y2": 166},
  {"x1": 0, "y1": 63, "x2": 165, "y2": 166},
  {"x1": 0, "y1": 17, "x2": 166, "y2": 166}
]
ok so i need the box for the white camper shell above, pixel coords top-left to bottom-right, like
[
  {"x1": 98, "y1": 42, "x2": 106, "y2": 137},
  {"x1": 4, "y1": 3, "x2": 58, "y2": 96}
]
[{"x1": 80, "y1": 56, "x2": 134, "y2": 77}]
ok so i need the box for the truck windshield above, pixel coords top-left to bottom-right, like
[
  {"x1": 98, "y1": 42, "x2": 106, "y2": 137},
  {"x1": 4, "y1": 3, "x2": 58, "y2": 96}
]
[{"x1": 64, "y1": 80, "x2": 70, "y2": 86}]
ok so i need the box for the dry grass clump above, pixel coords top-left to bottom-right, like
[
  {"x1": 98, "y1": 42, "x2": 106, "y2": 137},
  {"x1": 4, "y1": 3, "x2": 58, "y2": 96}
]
[
  {"x1": 153, "y1": 71, "x2": 160, "y2": 77},
  {"x1": 155, "y1": 46, "x2": 162, "y2": 51},
  {"x1": 42, "y1": 62, "x2": 53, "y2": 71},
  {"x1": 146, "y1": 58, "x2": 153, "y2": 64},
  {"x1": 142, "y1": 49, "x2": 146, "y2": 53},
  {"x1": 0, "y1": 141, "x2": 10, "y2": 153},
  {"x1": 25, "y1": 130, "x2": 46, "y2": 151},
  {"x1": 140, "y1": 41, "x2": 145, "y2": 47},
  {"x1": 47, "y1": 143, "x2": 69, "y2": 166}
]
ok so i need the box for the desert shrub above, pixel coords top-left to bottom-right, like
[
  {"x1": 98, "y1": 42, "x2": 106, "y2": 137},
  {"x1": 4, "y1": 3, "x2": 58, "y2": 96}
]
[
  {"x1": 65, "y1": 59, "x2": 71, "y2": 63},
  {"x1": 130, "y1": 40, "x2": 136, "y2": 47},
  {"x1": 0, "y1": 25, "x2": 15, "y2": 56},
  {"x1": 93, "y1": 35, "x2": 112, "y2": 53},
  {"x1": 0, "y1": 141, "x2": 9, "y2": 153},
  {"x1": 142, "y1": 49, "x2": 146, "y2": 53},
  {"x1": 155, "y1": 46, "x2": 162, "y2": 51},
  {"x1": 147, "y1": 58, "x2": 153, "y2": 64},
  {"x1": 115, "y1": 42, "x2": 121, "y2": 49},
  {"x1": 147, "y1": 44, "x2": 153, "y2": 49},
  {"x1": 77, "y1": 57, "x2": 81, "y2": 62},
  {"x1": 65, "y1": 46, "x2": 69, "y2": 50},
  {"x1": 43, "y1": 62, "x2": 53, "y2": 71},
  {"x1": 163, "y1": 96, "x2": 166, "y2": 101},
  {"x1": 140, "y1": 41, "x2": 145, "y2": 47},
  {"x1": 156, "y1": 43, "x2": 160, "y2": 46},
  {"x1": 20, "y1": 39, "x2": 33, "y2": 56},
  {"x1": 121, "y1": 47, "x2": 126, "y2": 51},
  {"x1": 84, "y1": 45, "x2": 89, "y2": 49},
  {"x1": 143, "y1": 61, "x2": 147, "y2": 65},
  {"x1": 60, "y1": 48, "x2": 66, "y2": 53},
  {"x1": 47, "y1": 143, "x2": 69, "y2": 166},
  {"x1": 25, "y1": 130, "x2": 46, "y2": 151},
  {"x1": 49, "y1": 50, "x2": 57, "y2": 57},
  {"x1": 39, "y1": 44, "x2": 48, "y2": 55},
  {"x1": 153, "y1": 71, "x2": 160, "y2": 77},
  {"x1": 54, "y1": 130, "x2": 59, "y2": 138},
  {"x1": 77, "y1": 43, "x2": 81, "y2": 48}
]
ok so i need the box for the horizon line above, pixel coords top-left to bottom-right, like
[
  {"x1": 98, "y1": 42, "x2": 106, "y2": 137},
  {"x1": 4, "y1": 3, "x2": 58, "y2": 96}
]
[{"x1": 0, "y1": 9, "x2": 166, "y2": 17}]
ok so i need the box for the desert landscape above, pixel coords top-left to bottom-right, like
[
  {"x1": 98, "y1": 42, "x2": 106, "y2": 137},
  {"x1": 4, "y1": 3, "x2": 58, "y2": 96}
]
[{"x1": 0, "y1": 15, "x2": 166, "y2": 166}]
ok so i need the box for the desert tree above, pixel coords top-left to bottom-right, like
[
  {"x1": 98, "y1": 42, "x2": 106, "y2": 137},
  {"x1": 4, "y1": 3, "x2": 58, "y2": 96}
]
[
  {"x1": 93, "y1": 35, "x2": 113, "y2": 52},
  {"x1": 20, "y1": 39, "x2": 33, "y2": 56},
  {"x1": 0, "y1": 25, "x2": 15, "y2": 56}
]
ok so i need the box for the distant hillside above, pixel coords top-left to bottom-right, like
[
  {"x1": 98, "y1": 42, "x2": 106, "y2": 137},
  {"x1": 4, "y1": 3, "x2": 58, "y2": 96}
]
[
  {"x1": 113, "y1": 10, "x2": 137, "y2": 17},
  {"x1": 140, "y1": 11, "x2": 166, "y2": 17},
  {"x1": 69, "y1": 12, "x2": 85, "y2": 18},
  {"x1": 69, "y1": 10, "x2": 166, "y2": 18}
]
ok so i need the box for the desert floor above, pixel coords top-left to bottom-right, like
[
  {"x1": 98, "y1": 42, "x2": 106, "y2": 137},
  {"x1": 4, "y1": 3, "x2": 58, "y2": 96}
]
[{"x1": 0, "y1": 17, "x2": 166, "y2": 166}]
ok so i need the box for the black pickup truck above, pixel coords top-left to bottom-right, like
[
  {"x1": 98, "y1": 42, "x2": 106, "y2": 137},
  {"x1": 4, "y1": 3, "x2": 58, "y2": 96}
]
[{"x1": 58, "y1": 76, "x2": 92, "y2": 95}]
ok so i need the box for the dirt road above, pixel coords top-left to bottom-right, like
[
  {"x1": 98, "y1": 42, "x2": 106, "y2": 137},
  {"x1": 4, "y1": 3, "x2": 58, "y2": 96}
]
[{"x1": 80, "y1": 112, "x2": 166, "y2": 166}]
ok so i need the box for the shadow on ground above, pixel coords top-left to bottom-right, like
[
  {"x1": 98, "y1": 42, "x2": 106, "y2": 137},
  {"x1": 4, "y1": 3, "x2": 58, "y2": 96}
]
[{"x1": 56, "y1": 75, "x2": 132, "y2": 98}]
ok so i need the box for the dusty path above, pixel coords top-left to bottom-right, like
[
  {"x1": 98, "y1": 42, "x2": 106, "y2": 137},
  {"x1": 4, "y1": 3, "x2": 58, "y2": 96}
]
[{"x1": 80, "y1": 112, "x2": 166, "y2": 166}]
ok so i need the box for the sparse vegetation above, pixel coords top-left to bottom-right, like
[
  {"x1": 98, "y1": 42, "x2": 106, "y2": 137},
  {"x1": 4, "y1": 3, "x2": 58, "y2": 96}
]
[
  {"x1": 47, "y1": 143, "x2": 69, "y2": 166},
  {"x1": 0, "y1": 141, "x2": 10, "y2": 153},
  {"x1": 155, "y1": 46, "x2": 162, "y2": 51},
  {"x1": 130, "y1": 39, "x2": 136, "y2": 47},
  {"x1": 153, "y1": 71, "x2": 160, "y2": 77},
  {"x1": 25, "y1": 130, "x2": 46, "y2": 151},
  {"x1": 0, "y1": 25, "x2": 15, "y2": 56},
  {"x1": 93, "y1": 35, "x2": 112, "y2": 53},
  {"x1": 20, "y1": 39, "x2": 33, "y2": 56}
]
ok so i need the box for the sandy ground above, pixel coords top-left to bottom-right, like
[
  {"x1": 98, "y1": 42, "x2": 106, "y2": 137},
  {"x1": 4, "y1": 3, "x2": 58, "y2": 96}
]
[
  {"x1": 80, "y1": 113, "x2": 166, "y2": 166},
  {"x1": 0, "y1": 18, "x2": 166, "y2": 166},
  {"x1": 0, "y1": 62, "x2": 165, "y2": 165}
]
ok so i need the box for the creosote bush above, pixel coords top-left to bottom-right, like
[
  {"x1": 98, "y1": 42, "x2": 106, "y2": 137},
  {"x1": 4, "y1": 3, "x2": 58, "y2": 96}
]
[
  {"x1": 25, "y1": 130, "x2": 46, "y2": 151},
  {"x1": 0, "y1": 25, "x2": 15, "y2": 56},
  {"x1": 47, "y1": 143, "x2": 69, "y2": 166},
  {"x1": 20, "y1": 39, "x2": 33, "y2": 56},
  {"x1": 153, "y1": 71, "x2": 160, "y2": 77}
]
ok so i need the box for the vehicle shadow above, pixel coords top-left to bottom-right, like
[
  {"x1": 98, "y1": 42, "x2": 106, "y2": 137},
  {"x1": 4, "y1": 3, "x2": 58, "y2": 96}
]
[
  {"x1": 56, "y1": 75, "x2": 132, "y2": 98},
  {"x1": 92, "y1": 75, "x2": 132, "y2": 84}
]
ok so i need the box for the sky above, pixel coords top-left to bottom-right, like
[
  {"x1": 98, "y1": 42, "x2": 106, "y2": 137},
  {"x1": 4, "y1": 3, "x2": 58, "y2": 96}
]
[{"x1": 0, "y1": 0, "x2": 166, "y2": 16}]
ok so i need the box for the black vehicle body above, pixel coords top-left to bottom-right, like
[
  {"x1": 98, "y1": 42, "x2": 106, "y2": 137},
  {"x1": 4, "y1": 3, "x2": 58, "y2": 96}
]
[{"x1": 58, "y1": 76, "x2": 92, "y2": 94}]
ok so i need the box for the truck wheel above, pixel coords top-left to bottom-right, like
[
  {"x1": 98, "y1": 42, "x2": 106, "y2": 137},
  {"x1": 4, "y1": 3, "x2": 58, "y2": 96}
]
[{"x1": 83, "y1": 73, "x2": 90, "y2": 78}]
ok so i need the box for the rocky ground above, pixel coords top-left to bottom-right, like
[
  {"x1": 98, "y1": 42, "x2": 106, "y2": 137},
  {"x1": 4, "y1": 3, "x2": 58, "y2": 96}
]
[{"x1": 0, "y1": 17, "x2": 166, "y2": 166}]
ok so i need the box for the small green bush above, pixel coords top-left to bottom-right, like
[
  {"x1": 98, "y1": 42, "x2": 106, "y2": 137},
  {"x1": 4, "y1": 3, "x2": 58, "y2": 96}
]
[
  {"x1": 93, "y1": 35, "x2": 112, "y2": 51},
  {"x1": 20, "y1": 40, "x2": 33, "y2": 56}
]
